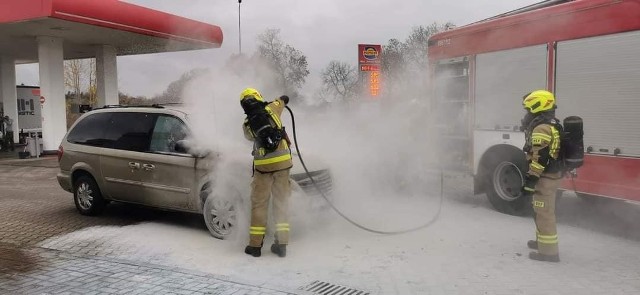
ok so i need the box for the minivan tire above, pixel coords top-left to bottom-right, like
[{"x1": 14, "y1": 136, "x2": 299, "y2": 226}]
[
  {"x1": 73, "y1": 175, "x2": 107, "y2": 216},
  {"x1": 203, "y1": 194, "x2": 238, "y2": 240}
]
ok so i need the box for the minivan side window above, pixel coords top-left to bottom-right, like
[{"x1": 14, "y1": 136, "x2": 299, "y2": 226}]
[
  {"x1": 66, "y1": 113, "x2": 112, "y2": 147},
  {"x1": 103, "y1": 112, "x2": 157, "y2": 152},
  {"x1": 150, "y1": 115, "x2": 190, "y2": 154}
]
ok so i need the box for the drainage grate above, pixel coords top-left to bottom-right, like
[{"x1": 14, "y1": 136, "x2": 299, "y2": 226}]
[{"x1": 299, "y1": 280, "x2": 370, "y2": 295}]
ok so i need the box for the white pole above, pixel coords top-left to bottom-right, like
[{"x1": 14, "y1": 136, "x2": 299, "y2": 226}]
[{"x1": 238, "y1": 0, "x2": 242, "y2": 55}]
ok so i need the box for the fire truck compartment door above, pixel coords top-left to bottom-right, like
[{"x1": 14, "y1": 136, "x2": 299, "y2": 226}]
[
  {"x1": 556, "y1": 30, "x2": 640, "y2": 157},
  {"x1": 475, "y1": 45, "x2": 547, "y2": 131}
]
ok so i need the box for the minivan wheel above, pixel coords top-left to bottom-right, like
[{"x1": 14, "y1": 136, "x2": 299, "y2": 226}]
[
  {"x1": 203, "y1": 195, "x2": 238, "y2": 240},
  {"x1": 73, "y1": 175, "x2": 106, "y2": 216}
]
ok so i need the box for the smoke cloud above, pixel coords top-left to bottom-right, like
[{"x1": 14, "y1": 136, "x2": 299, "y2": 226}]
[{"x1": 177, "y1": 52, "x2": 444, "y2": 243}]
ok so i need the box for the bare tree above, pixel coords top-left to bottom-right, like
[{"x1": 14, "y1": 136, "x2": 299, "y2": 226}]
[
  {"x1": 64, "y1": 59, "x2": 85, "y2": 103},
  {"x1": 64, "y1": 58, "x2": 96, "y2": 127},
  {"x1": 64, "y1": 58, "x2": 96, "y2": 105},
  {"x1": 381, "y1": 38, "x2": 407, "y2": 83},
  {"x1": 404, "y1": 22, "x2": 455, "y2": 69},
  {"x1": 321, "y1": 60, "x2": 359, "y2": 102},
  {"x1": 257, "y1": 28, "x2": 309, "y2": 96},
  {"x1": 379, "y1": 22, "x2": 454, "y2": 100},
  {"x1": 153, "y1": 68, "x2": 208, "y2": 103},
  {"x1": 119, "y1": 92, "x2": 149, "y2": 105},
  {"x1": 87, "y1": 58, "x2": 97, "y2": 106}
]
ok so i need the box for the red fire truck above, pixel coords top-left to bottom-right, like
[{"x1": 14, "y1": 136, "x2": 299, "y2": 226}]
[{"x1": 427, "y1": 0, "x2": 640, "y2": 215}]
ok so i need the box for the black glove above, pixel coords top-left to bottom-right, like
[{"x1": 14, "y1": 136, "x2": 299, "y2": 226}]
[
  {"x1": 279, "y1": 95, "x2": 290, "y2": 105},
  {"x1": 521, "y1": 175, "x2": 539, "y2": 197}
]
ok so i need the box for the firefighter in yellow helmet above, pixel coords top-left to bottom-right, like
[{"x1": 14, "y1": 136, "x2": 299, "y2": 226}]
[
  {"x1": 239, "y1": 88, "x2": 292, "y2": 258},
  {"x1": 521, "y1": 90, "x2": 563, "y2": 262}
]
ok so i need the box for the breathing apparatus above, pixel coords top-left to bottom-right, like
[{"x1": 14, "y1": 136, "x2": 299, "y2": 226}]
[
  {"x1": 240, "y1": 89, "x2": 289, "y2": 153},
  {"x1": 240, "y1": 96, "x2": 283, "y2": 152}
]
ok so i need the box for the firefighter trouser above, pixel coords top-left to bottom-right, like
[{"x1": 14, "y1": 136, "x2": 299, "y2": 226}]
[
  {"x1": 533, "y1": 173, "x2": 562, "y2": 256},
  {"x1": 248, "y1": 169, "x2": 291, "y2": 248}
]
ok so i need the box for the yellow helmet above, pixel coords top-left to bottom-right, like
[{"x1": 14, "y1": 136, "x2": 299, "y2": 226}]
[
  {"x1": 240, "y1": 88, "x2": 264, "y2": 102},
  {"x1": 523, "y1": 90, "x2": 555, "y2": 114}
]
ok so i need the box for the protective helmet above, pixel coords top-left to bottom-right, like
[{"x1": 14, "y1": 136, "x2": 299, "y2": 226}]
[
  {"x1": 240, "y1": 88, "x2": 264, "y2": 102},
  {"x1": 523, "y1": 90, "x2": 555, "y2": 114}
]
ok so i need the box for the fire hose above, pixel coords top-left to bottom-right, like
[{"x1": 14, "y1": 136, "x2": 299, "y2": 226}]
[{"x1": 285, "y1": 106, "x2": 444, "y2": 235}]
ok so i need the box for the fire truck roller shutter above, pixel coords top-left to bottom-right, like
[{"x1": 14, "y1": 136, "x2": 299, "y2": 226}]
[
  {"x1": 556, "y1": 30, "x2": 640, "y2": 157},
  {"x1": 475, "y1": 45, "x2": 547, "y2": 131}
]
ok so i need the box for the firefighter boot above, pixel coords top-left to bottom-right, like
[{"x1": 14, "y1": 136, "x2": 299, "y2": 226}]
[
  {"x1": 527, "y1": 240, "x2": 538, "y2": 250},
  {"x1": 271, "y1": 243, "x2": 286, "y2": 258},
  {"x1": 529, "y1": 251, "x2": 560, "y2": 262},
  {"x1": 244, "y1": 246, "x2": 261, "y2": 257}
]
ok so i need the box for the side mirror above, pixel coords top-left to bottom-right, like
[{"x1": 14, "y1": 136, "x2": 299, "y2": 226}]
[
  {"x1": 174, "y1": 140, "x2": 190, "y2": 154},
  {"x1": 192, "y1": 148, "x2": 212, "y2": 158},
  {"x1": 175, "y1": 140, "x2": 211, "y2": 158}
]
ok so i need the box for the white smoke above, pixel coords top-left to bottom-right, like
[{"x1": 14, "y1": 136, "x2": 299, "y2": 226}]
[{"x1": 177, "y1": 55, "x2": 443, "y2": 241}]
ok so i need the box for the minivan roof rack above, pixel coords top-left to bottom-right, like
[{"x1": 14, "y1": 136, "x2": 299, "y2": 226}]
[
  {"x1": 97, "y1": 104, "x2": 165, "y2": 109},
  {"x1": 151, "y1": 102, "x2": 184, "y2": 107}
]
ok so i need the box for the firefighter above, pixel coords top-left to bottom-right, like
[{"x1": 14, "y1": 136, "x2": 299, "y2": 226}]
[
  {"x1": 240, "y1": 88, "x2": 292, "y2": 258},
  {"x1": 520, "y1": 90, "x2": 563, "y2": 263}
]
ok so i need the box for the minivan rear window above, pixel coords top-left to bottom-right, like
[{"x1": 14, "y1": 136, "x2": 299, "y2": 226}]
[{"x1": 67, "y1": 113, "x2": 112, "y2": 147}]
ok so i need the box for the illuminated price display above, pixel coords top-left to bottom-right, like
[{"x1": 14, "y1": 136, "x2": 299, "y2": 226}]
[
  {"x1": 360, "y1": 65, "x2": 381, "y2": 72},
  {"x1": 370, "y1": 71, "x2": 380, "y2": 97}
]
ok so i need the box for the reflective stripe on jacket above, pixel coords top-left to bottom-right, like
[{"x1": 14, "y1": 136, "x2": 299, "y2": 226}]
[{"x1": 525, "y1": 123, "x2": 561, "y2": 178}]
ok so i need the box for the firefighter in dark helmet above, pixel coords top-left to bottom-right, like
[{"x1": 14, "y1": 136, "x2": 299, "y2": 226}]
[
  {"x1": 521, "y1": 90, "x2": 563, "y2": 262},
  {"x1": 240, "y1": 88, "x2": 292, "y2": 258}
]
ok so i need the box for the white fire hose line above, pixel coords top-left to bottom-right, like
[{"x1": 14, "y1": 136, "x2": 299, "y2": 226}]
[{"x1": 286, "y1": 105, "x2": 444, "y2": 235}]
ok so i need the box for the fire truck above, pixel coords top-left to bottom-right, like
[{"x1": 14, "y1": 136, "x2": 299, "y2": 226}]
[{"x1": 427, "y1": 0, "x2": 640, "y2": 215}]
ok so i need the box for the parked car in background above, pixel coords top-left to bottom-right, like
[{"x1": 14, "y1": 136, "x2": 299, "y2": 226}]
[{"x1": 56, "y1": 105, "x2": 332, "y2": 239}]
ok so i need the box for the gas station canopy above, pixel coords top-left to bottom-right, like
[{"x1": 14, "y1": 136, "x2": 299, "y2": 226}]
[
  {"x1": 0, "y1": 0, "x2": 224, "y2": 63},
  {"x1": 0, "y1": 0, "x2": 224, "y2": 153}
]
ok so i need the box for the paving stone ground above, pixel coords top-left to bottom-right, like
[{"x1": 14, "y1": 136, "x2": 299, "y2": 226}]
[
  {"x1": 0, "y1": 156, "x2": 203, "y2": 248},
  {"x1": 1, "y1": 245, "x2": 303, "y2": 295},
  {"x1": 0, "y1": 157, "x2": 308, "y2": 294}
]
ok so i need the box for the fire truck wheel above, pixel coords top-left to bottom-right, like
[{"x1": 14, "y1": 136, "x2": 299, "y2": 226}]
[
  {"x1": 203, "y1": 193, "x2": 240, "y2": 240},
  {"x1": 73, "y1": 175, "x2": 107, "y2": 216},
  {"x1": 484, "y1": 155, "x2": 531, "y2": 216}
]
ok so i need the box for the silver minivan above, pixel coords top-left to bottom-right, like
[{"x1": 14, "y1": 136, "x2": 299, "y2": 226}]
[{"x1": 56, "y1": 105, "x2": 332, "y2": 239}]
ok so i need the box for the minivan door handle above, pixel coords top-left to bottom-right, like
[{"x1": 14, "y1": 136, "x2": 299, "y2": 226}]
[
  {"x1": 128, "y1": 162, "x2": 141, "y2": 169},
  {"x1": 142, "y1": 164, "x2": 155, "y2": 171}
]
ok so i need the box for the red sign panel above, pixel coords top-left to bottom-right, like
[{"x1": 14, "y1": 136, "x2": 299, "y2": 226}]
[{"x1": 358, "y1": 44, "x2": 381, "y2": 72}]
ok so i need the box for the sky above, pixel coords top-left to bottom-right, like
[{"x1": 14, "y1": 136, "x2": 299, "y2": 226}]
[{"x1": 15, "y1": 0, "x2": 541, "y2": 98}]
